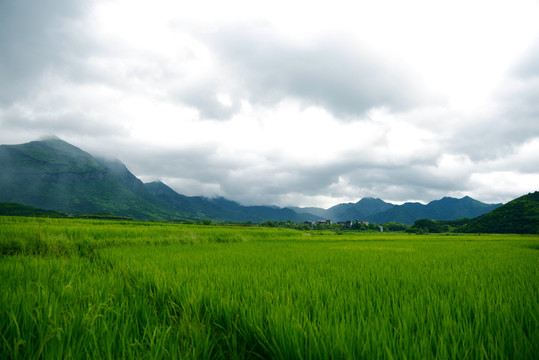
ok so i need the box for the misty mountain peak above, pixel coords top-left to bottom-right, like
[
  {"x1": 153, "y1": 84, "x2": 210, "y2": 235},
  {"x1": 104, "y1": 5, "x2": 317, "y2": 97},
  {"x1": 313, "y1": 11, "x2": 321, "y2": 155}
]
[
  {"x1": 38, "y1": 134, "x2": 62, "y2": 141},
  {"x1": 0, "y1": 138, "x2": 509, "y2": 223}
]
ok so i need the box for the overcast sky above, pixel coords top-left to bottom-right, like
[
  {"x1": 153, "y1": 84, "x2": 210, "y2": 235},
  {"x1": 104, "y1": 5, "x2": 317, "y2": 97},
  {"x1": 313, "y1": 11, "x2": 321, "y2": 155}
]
[{"x1": 1, "y1": 0, "x2": 539, "y2": 208}]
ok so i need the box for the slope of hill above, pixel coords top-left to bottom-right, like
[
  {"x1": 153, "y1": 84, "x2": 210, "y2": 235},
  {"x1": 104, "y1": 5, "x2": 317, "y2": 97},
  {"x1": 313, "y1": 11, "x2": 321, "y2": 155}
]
[
  {"x1": 291, "y1": 198, "x2": 395, "y2": 221},
  {"x1": 145, "y1": 181, "x2": 237, "y2": 220},
  {"x1": 0, "y1": 138, "x2": 508, "y2": 224},
  {"x1": 367, "y1": 196, "x2": 501, "y2": 225},
  {"x1": 292, "y1": 196, "x2": 500, "y2": 225},
  {"x1": 366, "y1": 202, "x2": 427, "y2": 225},
  {"x1": 145, "y1": 181, "x2": 321, "y2": 222},
  {"x1": 0, "y1": 138, "x2": 322, "y2": 223},
  {"x1": 289, "y1": 206, "x2": 328, "y2": 218},
  {"x1": 328, "y1": 198, "x2": 395, "y2": 221},
  {"x1": 0, "y1": 202, "x2": 68, "y2": 217},
  {"x1": 459, "y1": 191, "x2": 539, "y2": 234},
  {"x1": 0, "y1": 138, "x2": 178, "y2": 220},
  {"x1": 424, "y1": 196, "x2": 501, "y2": 220}
]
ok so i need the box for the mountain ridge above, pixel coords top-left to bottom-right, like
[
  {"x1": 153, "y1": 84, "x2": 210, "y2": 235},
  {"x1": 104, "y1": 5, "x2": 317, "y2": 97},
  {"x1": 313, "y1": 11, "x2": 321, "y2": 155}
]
[
  {"x1": 365, "y1": 196, "x2": 502, "y2": 225},
  {"x1": 0, "y1": 138, "x2": 179, "y2": 220},
  {"x1": 0, "y1": 138, "x2": 320, "y2": 222},
  {"x1": 0, "y1": 138, "x2": 504, "y2": 224},
  {"x1": 459, "y1": 191, "x2": 539, "y2": 234},
  {"x1": 291, "y1": 196, "x2": 501, "y2": 225},
  {"x1": 145, "y1": 181, "x2": 322, "y2": 222}
]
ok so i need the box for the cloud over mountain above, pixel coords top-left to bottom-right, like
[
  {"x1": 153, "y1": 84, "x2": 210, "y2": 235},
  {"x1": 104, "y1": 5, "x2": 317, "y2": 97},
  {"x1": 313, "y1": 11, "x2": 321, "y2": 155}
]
[{"x1": 1, "y1": 0, "x2": 538, "y2": 208}]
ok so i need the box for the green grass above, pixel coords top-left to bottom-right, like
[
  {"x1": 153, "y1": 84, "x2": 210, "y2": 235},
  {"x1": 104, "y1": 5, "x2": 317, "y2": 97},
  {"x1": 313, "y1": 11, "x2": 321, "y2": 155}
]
[{"x1": 1, "y1": 217, "x2": 538, "y2": 359}]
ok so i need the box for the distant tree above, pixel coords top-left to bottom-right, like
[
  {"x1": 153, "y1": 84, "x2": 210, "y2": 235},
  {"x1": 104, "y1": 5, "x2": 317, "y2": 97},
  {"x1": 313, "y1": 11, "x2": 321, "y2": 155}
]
[
  {"x1": 298, "y1": 223, "x2": 312, "y2": 230},
  {"x1": 351, "y1": 221, "x2": 368, "y2": 230},
  {"x1": 367, "y1": 222, "x2": 379, "y2": 231},
  {"x1": 407, "y1": 219, "x2": 450, "y2": 234},
  {"x1": 381, "y1": 222, "x2": 409, "y2": 232}
]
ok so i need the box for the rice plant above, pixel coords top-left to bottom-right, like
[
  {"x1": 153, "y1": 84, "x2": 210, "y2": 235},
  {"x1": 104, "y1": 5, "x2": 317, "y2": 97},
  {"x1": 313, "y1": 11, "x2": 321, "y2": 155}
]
[{"x1": 1, "y1": 217, "x2": 538, "y2": 359}]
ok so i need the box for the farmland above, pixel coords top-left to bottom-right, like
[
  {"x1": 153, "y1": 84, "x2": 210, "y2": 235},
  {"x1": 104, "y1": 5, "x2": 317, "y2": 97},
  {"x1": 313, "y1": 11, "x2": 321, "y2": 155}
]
[{"x1": 1, "y1": 217, "x2": 538, "y2": 359}]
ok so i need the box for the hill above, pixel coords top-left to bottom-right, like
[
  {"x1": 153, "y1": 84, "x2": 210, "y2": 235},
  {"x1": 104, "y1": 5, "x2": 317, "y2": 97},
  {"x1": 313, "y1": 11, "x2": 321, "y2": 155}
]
[
  {"x1": 145, "y1": 181, "x2": 321, "y2": 223},
  {"x1": 0, "y1": 138, "x2": 182, "y2": 220},
  {"x1": 0, "y1": 138, "x2": 507, "y2": 224},
  {"x1": 459, "y1": 191, "x2": 539, "y2": 234},
  {"x1": 0, "y1": 202, "x2": 68, "y2": 217},
  {"x1": 292, "y1": 196, "x2": 500, "y2": 225},
  {"x1": 0, "y1": 138, "x2": 319, "y2": 223},
  {"x1": 327, "y1": 198, "x2": 395, "y2": 221},
  {"x1": 291, "y1": 198, "x2": 395, "y2": 221},
  {"x1": 367, "y1": 196, "x2": 501, "y2": 225}
]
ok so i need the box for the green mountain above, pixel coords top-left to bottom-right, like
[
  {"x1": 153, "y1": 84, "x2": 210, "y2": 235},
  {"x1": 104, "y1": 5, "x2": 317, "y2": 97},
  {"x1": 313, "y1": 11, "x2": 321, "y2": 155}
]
[
  {"x1": 367, "y1": 196, "x2": 501, "y2": 225},
  {"x1": 0, "y1": 138, "x2": 179, "y2": 220},
  {"x1": 291, "y1": 198, "x2": 395, "y2": 221},
  {"x1": 0, "y1": 202, "x2": 68, "y2": 217},
  {"x1": 144, "y1": 181, "x2": 236, "y2": 220},
  {"x1": 0, "y1": 138, "x2": 508, "y2": 224},
  {"x1": 145, "y1": 181, "x2": 321, "y2": 222},
  {"x1": 211, "y1": 197, "x2": 321, "y2": 223},
  {"x1": 288, "y1": 206, "x2": 328, "y2": 218},
  {"x1": 459, "y1": 191, "x2": 539, "y2": 234},
  {"x1": 292, "y1": 196, "x2": 500, "y2": 225},
  {"x1": 366, "y1": 202, "x2": 426, "y2": 225},
  {"x1": 0, "y1": 138, "x2": 319, "y2": 222},
  {"x1": 328, "y1": 198, "x2": 395, "y2": 221}
]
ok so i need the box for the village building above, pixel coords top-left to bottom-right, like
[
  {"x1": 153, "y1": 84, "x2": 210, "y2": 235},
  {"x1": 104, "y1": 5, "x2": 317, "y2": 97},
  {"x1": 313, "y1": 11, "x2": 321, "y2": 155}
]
[{"x1": 317, "y1": 219, "x2": 332, "y2": 225}]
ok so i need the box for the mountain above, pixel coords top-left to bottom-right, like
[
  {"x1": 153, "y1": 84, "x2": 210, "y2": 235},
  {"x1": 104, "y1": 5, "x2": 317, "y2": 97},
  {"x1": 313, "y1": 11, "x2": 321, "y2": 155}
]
[
  {"x1": 291, "y1": 198, "x2": 395, "y2": 221},
  {"x1": 289, "y1": 206, "x2": 328, "y2": 218},
  {"x1": 144, "y1": 181, "x2": 221, "y2": 219},
  {"x1": 292, "y1": 196, "x2": 499, "y2": 225},
  {"x1": 327, "y1": 198, "x2": 395, "y2": 221},
  {"x1": 366, "y1": 202, "x2": 427, "y2": 225},
  {"x1": 209, "y1": 197, "x2": 317, "y2": 222},
  {"x1": 0, "y1": 138, "x2": 318, "y2": 222},
  {"x1": 365, "y1": 196, "x2": 502, "y2": 225},
  {"x1": 145, "y1": 181, "x2": 321, "y2": 222},
  {"x1": 0, "y1": 138, "x2": 181, "y2": 220},
  {"x1": 459, "y1": 191, "x2": 539, "y2": 234},
  {"x1": 0, "y1": 202, "x2": 68, "y2": 217},
  {"x1": 0, "y1": 138, "x2": 505, "y2": 224}
]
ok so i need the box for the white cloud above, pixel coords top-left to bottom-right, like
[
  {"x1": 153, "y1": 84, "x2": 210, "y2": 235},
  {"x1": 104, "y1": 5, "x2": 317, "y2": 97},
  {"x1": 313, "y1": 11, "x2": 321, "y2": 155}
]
[
  {"x1": 469, "y1": 171, "x2": 539, "y2": 204},
  {"x1": 1, "y1": 0, "x2": 539, "y2": 207}
]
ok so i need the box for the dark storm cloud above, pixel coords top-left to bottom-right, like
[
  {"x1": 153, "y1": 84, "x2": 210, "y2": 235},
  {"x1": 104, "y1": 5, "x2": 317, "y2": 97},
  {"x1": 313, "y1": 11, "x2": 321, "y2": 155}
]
[
  {"x1": 204, "y1": 26, "x2": 426, "y2": 119},
  {"x1": 0, "y1": 0, "x2": 96, "y2": 104}
]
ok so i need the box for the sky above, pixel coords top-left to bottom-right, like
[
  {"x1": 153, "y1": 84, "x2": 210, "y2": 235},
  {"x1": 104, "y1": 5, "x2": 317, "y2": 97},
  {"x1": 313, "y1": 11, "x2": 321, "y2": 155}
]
[{"x1": 1, "y1": 0, "x2": 539, "y2": 208}]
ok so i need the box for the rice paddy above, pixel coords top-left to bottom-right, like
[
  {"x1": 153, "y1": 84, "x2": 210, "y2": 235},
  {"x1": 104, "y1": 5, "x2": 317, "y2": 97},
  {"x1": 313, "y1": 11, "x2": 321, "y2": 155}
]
[{"x1": 1, "y1": 216, "x2": 538, "y2": 359}]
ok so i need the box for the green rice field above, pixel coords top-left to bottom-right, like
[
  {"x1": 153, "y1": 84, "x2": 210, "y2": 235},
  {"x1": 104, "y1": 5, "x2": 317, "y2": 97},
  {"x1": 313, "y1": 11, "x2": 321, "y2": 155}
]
[{"x1": 1, "y1": 216, "x2": 538, "y2": 359}]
